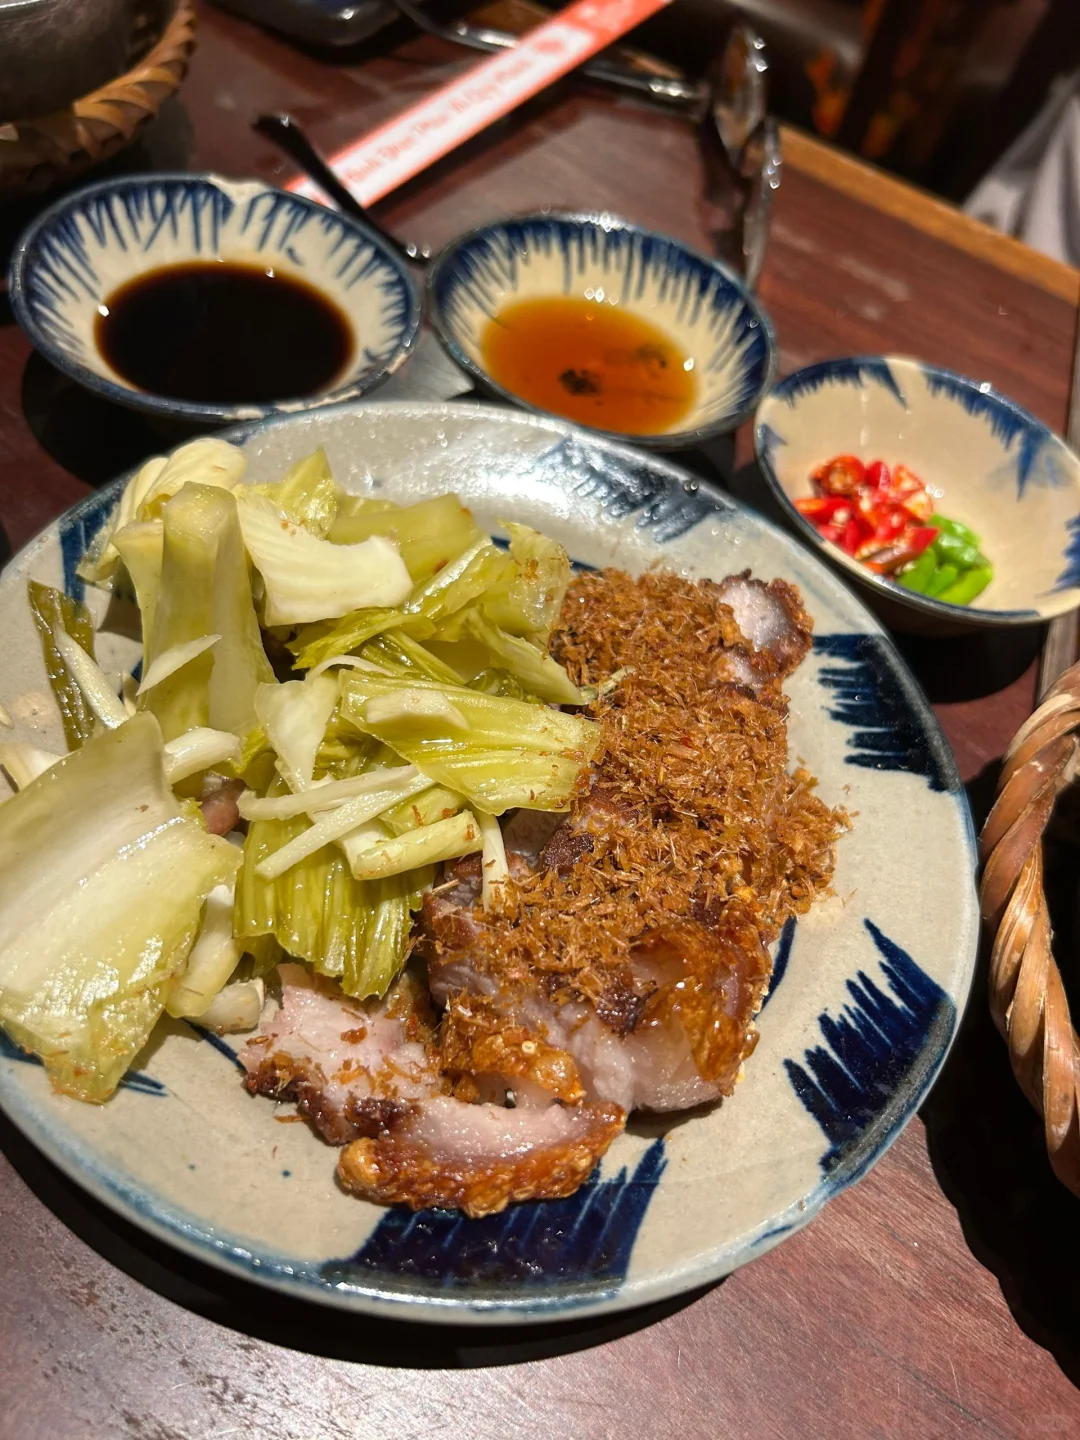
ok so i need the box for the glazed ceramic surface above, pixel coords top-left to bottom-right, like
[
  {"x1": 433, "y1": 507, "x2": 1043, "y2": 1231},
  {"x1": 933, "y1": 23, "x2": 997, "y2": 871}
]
[
  {"x1": 427, "y1": 214, "x2": 776, "y2": 447},
  {"x1": 7, "y1": 174, "x2": 421, "y2": 424},
  {"x1": 755, "y1": 355, "x2": 1080, "y2": 627},
  {"x1": 0, "y1": 401, "x2": 977, "y2": 1324}
]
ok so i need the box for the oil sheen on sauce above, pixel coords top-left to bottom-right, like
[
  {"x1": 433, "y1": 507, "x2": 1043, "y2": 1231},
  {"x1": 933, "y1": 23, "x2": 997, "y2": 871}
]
[
  {"x1": 480, "y1": 295, "x2": 697, "y2": 435},
  {"x1": 95, "y1": 261, "x2": 354, "y2": 406}
]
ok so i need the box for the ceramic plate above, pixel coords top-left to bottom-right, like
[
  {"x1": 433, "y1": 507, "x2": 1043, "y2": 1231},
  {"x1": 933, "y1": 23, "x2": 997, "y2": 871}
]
[{"x1": 0, "y1": 402, "x2": 978, "y2": 1324}]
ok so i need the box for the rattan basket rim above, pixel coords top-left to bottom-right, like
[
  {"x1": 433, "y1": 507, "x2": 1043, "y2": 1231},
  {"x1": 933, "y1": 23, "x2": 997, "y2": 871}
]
[{"x1": 979, "y1": 659, "x2": 1080, "y2": 1194}]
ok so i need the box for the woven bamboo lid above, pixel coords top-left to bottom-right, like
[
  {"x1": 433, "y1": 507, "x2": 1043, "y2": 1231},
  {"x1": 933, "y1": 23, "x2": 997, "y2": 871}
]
[{"x1": 0, "y1": 3, "x2": 197, "y2": 200}]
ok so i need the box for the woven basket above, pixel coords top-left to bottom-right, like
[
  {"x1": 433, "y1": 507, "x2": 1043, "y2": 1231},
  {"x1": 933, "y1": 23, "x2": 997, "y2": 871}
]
[
  {"x1": 0, "y1": 3, "x2": 197, "y2": 201},
  {"x1": 979, "y1": 661, "x2": 1080, "y2": 1194}
]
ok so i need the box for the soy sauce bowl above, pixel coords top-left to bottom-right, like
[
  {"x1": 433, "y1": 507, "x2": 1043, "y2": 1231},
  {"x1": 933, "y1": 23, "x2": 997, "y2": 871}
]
[
  {"x1": 426, "y1": 212, "x2": 776, "y2": 448},
  {"x1": 7, "y1": 173, "x2": 423, "y2": 426}
]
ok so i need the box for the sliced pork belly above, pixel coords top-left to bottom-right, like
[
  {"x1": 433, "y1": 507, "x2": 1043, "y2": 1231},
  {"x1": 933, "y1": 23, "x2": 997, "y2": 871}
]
[
  {"x1": 716, "y1": 572, "x2": 813, "y2": 682},
  {"x1": 199, "y1": 777, "x2": 245, "y2": 836},
  {"x1": 246, "y1": 962, "x2": 622, "y2": 1216},
  {"x1": 240, "y1": 963, "x2": 445, "y2": 1144},
  {"x1": 239, "y1": 566, "x2": 841, "y2": 1219},
  {"x1": 423, "y1": 865, "x2": 771, "y2": 1114},
  {"x1": 337, "y1": 1094, "x2": 624, "y2": 1218}
]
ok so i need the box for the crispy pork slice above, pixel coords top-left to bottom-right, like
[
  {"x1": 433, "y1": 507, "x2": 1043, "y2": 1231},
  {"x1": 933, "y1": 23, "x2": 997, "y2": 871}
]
[
  {"x1": 716, "y1": 572, "x2": 813, "y2": 681},
  {"x1": 423, "y1": 865, "x2": 771, "y2": 1114},
  {"x1": 240, "y1": 963, "x2": 445, "y2": 1144},
  {"x1": 337, "y1": 1094, "x2": 624, "y2": 1218}
]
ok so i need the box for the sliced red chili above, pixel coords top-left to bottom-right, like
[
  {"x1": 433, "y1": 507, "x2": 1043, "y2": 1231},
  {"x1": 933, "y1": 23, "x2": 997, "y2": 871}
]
[
  {"x1": 812, "y1": 455, "x2": 865, "y2": 496},
  {"x1": 864, "y1": 539, "x2": 936, "y2": 574},
  {"x1": 898, "y1": 490, "x2": 934, "y2": 522},
  {"x1": 838, "y1": 517, "x2": 866, "y2": 555},
  {"x1": 795, "y1": 495, "x2": 850, "y2": 521},
  {"x1": 906, "y1": 525, "x2": 939, "y2": 556}
]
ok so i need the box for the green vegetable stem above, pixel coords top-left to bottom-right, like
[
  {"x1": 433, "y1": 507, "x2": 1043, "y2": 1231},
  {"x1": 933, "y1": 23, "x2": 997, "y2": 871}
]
[
  {"x1": 897, "y1": 550, "x2": 937, "y2": 594},
  {"x1": 937, "y1": 566, "x2": 993, "y2": 606},
  {"x1": 928, "y1": 513, "x2": 981, "y2": 547},
  {"x1": 925, "y1": 563, "x2": 960, "y2": 598}
]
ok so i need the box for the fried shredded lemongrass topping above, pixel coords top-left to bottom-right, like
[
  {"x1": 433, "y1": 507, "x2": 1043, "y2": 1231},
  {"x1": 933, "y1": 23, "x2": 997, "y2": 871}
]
[{"x1": 453, "y1": 568, "x2": 849, "y2": 1030}]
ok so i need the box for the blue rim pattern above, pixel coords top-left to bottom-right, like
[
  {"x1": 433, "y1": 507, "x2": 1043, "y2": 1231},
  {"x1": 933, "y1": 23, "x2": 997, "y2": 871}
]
[
  {"x1": 7, "y1": 174, "x2": 423, "y2": 424},
  {"x1": 427, "y1": 213, "x2": 777, "y2": 448}
]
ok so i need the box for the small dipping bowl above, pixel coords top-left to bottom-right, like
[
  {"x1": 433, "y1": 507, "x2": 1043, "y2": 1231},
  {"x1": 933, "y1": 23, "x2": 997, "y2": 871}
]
[
  {"x1": 754, "y1": 355, "x2": 1080, "y2": 632},
  {"x1": 7, "y1": 172, "x2": 422, "y2": 425},
  {"x1": 427, "y1": 212, "x2": 776, "y2": 448}
]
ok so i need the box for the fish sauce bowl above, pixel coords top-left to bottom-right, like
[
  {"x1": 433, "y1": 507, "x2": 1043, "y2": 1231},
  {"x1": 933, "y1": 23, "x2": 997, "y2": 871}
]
[
  {"x1": 427, "y1": 213, "x2": 777, "y2": 447},
  {"x1": 755, "y1": 355, "x2": 1080, "y2": 631},
  {"x1": 7, "y1": 173, "x2": 422, "y2": 425}
]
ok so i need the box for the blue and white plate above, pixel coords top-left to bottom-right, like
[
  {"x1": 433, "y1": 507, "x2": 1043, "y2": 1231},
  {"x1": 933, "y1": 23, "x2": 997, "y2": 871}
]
[
  {"x1": 7, "y1": 174, "x2": 422, "y2": 425},
  {"x1": 755, "y1": 355, "x2": 1080, "y2": 628},
  {"x1": 0, "y1": 401, "x2": 977, "y2": 1324},
  {"x1": 427, "y1": 213, "x2": 776, "y2": 447}
]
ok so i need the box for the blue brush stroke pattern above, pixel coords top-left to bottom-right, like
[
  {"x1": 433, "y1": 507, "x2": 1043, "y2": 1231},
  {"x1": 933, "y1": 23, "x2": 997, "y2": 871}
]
[
  {"x1": 786, "y1": 919, "x2": 954, "y2": 1175},
  {"x1": 813, "y1": 633, "x2": 951, "y2": 792},
  {"x1": 538, "y1": 435, "x2": 726, "y2": 541},
  {"x1": 759, "y1": 916, "x2": 796, "y2": 1013},
  {"x1": 59, "y1": 489, "x2": 119, "y2": 603},
  {"x1": 755, "y1": 421, "x2": 786, "y2": 469},
  {"x1": 325, "y1": 1138, "x2": 667, "y2": 1291},
  {"x1": 185, "y1": 1023, "x2": 245, "y2": 1072},
  {"x1": 772, "y1": 358, "x2": 906, "y2": 409},
  {"x1": 13, "y1": 176, "x2": 420, "y2": 421},
  {"x1": 1055, "y1": 513, "x2": 1080, "y2": 591},
  {"x1": 922, "y1": 370, "x2": 1046, "y2": 495},
  {"x1": 0, "y1": 1028, "x2": 166, "y2": 1097}
]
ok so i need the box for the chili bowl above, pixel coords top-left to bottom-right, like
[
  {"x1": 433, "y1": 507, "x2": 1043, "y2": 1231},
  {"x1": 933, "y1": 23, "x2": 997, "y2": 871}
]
[{"x1": 755, "y1": 355, "x2": 1080, "y2": 633}]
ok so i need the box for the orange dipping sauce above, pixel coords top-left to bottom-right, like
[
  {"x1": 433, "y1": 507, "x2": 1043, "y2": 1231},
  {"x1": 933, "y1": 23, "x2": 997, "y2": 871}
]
[{"x1": 480, "y1": 295, "x2": 697, "y2": 435}]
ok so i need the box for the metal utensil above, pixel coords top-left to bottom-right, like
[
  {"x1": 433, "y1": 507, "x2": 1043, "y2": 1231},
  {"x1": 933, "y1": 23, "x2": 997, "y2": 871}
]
[
  {"x1": 383, "y1": 0, "x2": 705, "y2": 109},
  {"x1": 257, "y1": 17, "x2": 780, "y2": 291},
  {"x1": 389, "y1": 3, "x2": 779, "y2": 288},
  {"x1": 699, "y1": 22, "x2": 780, "y2": 287},
  {"x1": 253, "y1": 113, "x2": 430, "y2": 264}
]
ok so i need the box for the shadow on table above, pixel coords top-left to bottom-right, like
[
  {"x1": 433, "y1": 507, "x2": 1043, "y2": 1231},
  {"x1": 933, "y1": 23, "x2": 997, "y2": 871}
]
[
  {"x1": 921, "y1": 958, "x2": 1080, "y2": 1391},
  {"x1": 921, "y1": 761, "x2": 1080, "y2": 1391},
  {"x1": 0, "y1": 98, "x2": 195, "y2": 279},
  {"x1": 0, "y1": 1108, "x2": 714, "y2": 1367},
  {"x1": 18, "y1": 349, "x2": 198, "y2": 488},
  {"x1": 715, "y1": 456, "x2": 1080, "y2": 1384}
]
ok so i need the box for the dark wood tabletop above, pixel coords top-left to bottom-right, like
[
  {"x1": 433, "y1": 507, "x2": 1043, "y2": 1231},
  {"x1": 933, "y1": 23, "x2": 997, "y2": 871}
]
[{"x1": 3, "y1": 5, "x2": 1080, "y2": 1437}]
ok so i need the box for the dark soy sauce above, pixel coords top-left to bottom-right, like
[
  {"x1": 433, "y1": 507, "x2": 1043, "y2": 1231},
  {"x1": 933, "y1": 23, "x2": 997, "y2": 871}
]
[{"x1": 95, "y1": 261, "x2": 355, "y2": 406}]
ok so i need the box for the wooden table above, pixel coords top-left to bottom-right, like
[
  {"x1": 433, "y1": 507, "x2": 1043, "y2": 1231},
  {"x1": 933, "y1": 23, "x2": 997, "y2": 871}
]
[{"x1": 3, "y1": 6, "x2": 1080, "y2": 1436}]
